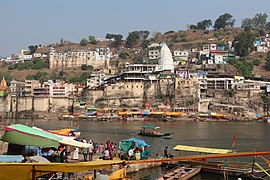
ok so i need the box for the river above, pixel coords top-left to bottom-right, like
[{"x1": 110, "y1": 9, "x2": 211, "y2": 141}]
[{"x1": 15, "y1": 119, "x2": 270, "y2": 179}]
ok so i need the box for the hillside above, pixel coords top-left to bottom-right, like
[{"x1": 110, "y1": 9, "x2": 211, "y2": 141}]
[{"x1": 1, "y1": 27, "x2": 270, "y2": 81}]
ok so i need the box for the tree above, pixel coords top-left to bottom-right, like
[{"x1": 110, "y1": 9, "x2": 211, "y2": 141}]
[
  {"x1": 119, "y1": 50, "x2": 130, "y2": 59},
  {"x1": 164, "y1": 30, "x2": 175, "y2": 35},
  {"x1": 196, "y1": 19, "x2": 212, "y2": 30},
  {"x1": 125, "y1": 31, "x2": 140, "y2": 48},
  {"x1": 214, "y1": 13, "x2": 235, "y2": 30},
  {"x1": 28, "y1": 45, "x2": 38, "y2": 54},
  {"x1": 189, "y1": 25, "x2": 197, "y2": 29},
  {"x1": 88, "y1": 35, "x2": 97, "y2": 45},
  {"x1": 265, "y1": 22, "x2": 270, "y2": 31},
  {"x1": 241, "y1": 18, "x2": 253, "y2": 30},
  {"x1": 252, "y1": 13, "x2": 268, "y2": 30},
  {"x1": 105, "y1": 33, "x2": 123, "y2": 47},
  {"x1": 233, "y1": 31, "x2": 255, "y2": 57},
  {"x1": 228, "y1": 58, "x2": 254, "y2": 76},
  {"x1": 125, "y1": 30, "x2": 150, "y2": 48},
  {"x1": 241, "y1": 13, "x2": 269, "y2": 31},
  {"x1": 80, "y1": 38, "x2": 88, "y2": 46},
  {"x1": 81, "y1": 64, "x2": 93, "y2": 70}
]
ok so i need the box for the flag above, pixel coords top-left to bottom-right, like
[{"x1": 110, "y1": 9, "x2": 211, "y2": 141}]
[{"x1": 231, "y1": 131, "x2": 238, "y2": 148}]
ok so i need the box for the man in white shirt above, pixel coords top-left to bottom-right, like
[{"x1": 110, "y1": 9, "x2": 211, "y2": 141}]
[{"x1": 128, "y1": 148, "x2": 134, "y2": 159}]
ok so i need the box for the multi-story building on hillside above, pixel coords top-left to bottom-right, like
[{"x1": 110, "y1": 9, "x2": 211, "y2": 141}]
[{"x1": 49, "y1": 47, "x2": 110, "y2": 69}]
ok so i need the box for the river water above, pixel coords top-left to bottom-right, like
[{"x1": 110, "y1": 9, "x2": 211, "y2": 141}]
[{"x1": 15, "y1": 119, "x2": 270, "y2": 179}]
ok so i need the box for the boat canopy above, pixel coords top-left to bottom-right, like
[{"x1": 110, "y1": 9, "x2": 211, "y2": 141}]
[
  {"x1": 120, "y1": 138, "x2": 150, "y2": 153},
  {"x1": 143, "y1": 125, "x2": 160, "y2": 129},
  {"x1": 0, "y1": 160, "x2": 124, "y2": 180},
  {"x1": 173, "y1": 145, "x2": 232, "y2": 154},
  {"x1": 0, "y1": 155, "x2": 24, "y2": 163},
  {"x1": 2, "y1": 124, "x2": 90, "y2": 148}
]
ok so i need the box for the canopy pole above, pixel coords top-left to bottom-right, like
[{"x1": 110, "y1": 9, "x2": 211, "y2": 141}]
[{"x1": 31, "y1": 165, "x2": 36, "y2": 180}]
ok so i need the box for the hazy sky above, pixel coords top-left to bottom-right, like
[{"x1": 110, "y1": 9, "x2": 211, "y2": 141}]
[{"x1": 0, "y1": 0, "x2": 269, "y2": 56}]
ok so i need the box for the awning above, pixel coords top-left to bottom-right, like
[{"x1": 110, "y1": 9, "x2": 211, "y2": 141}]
[
  {"x1": 149, "y1": 112, "x2": 164, "y2": 115},
  {"x1": 0, "y1": 155, "x2": 24, "y2": 163},
  {"x1": 165, "y1": 112, "x2": 184, "y2": 116},
  {"x1": 2, "y1": 124, "x2": 62, "y2": 148},
  {"x1": 0, "y1": 160, "x2": 124, "y2": 180},
  {"x1": 2, "y1": 124, "x2": 89, "y2": 148},
  {"x1": 173, "y1": 145, "x2": 232, "y2": 154},
  {"x1": 143, "y1": 125, "x2": 159, "y2": 129},
  {"x1": 59, "y1": 138, "x2": 90, "y2": 148}
]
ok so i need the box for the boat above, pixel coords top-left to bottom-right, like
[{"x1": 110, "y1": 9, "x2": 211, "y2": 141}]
[
  {"x1": 138, "y1": 126, "x2": 172, "y2": 137},
  {"x1": 156, "y1": 165, "x2": 201, "y2": 180},
  {"x1": 162, "y1": 117, "x2": 176, "y2": 122}
]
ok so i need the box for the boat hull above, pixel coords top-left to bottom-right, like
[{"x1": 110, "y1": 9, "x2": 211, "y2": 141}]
[
  {"x1": 156, "y1": 165, "x2": 201, "y2": 180},
  {"x1": 138, "y1": 132, "x2": 171, "y2": 137}
]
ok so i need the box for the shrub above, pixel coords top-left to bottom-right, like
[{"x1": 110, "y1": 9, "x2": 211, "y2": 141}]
[{"x1": 253, "y1": 59, "x2": 260, "y2": 66}]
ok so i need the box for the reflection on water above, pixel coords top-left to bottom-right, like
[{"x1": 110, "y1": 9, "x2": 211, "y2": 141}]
[{"x1": 15, "y1": 119, "x2": 270, "y2": 179}]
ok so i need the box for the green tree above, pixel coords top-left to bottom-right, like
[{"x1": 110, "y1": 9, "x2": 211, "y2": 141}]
[
  {"x1": 8, "y1": 64, "x2": 17, "y2": 70},
  {"x1": 252, "y1": 13, "x2": 268, "y2": 30},
  {"x1": 34, "y1": 71, "x2": 48, "y2": 83},
  {"x1": 125, "y1": 30, "x2": 150, "y2": 48},
  {"x1": 164, "y1": 30, "x2": 175, "y2": 35},
  {"x1": 126, "y1": 31, "x2": 140, "y2": 48},
  {"x1": 228, "y1": 58, "x2": 254, "y2": 76},
  {"x1": 189, "y1": 25, "x2": 197, "y2": 29},
  {"x1": 265, "y1": 22, "x2": 270, "y2": 31},
  {"x1": 241, "y1": 18, "x2": 253, "y2": 30},
  {"x1": 88, "y1": 35, "x2": 97, "y2": 45},
  {"x1": 232, "y1": 31, "x2": 255, "y2": 57},
  {"x1": 141, "y1": 40, "x2": 149, "y2": 48},
  {"x1": 28, "y1": 45, "x2": 38, "y2": 54},
  {"x1": 119, "y1": 50, "x2": 130, "y2": 59},
  {"x1": 214, "y1": 13, "x2": 235, "y2": 30},
  {"x1": 253, "y1": 59, "x2": 261, "y2": 66},
  {"x1": 32, "y1": 58, "x2": 46, "y2": 69},
  {"x1": 105, "y1": 33, "x2": 123, "y2": 47},
  {"x1": 241, "y1": 13, "x2": 269, "y2": 31},
  {"x1": 80, "y1": 38, "x2": 88, "y2": 46},
  {"x1": 197, "y1": 19, "x2": 212, "y2": 30},
  {"x1": 81, "y1": 64, "x2": 93, "y2": 70},
  {"x1": 265, "y1": 51, "x2": 270, "y2": 71}
]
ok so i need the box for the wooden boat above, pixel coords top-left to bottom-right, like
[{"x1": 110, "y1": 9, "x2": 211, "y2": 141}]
[
  {"x1": 156, "y1": 165, "x2": 201, "y2": 180},
  {"x1": 138, "y1": 126, "x2": 172, "y2": 137}
]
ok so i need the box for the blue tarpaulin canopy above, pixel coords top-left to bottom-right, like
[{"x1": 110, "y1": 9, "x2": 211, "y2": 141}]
[
  {"x1": 123, "y1": 138, "x2": 150, "y2": 147},
  {"x1": 120, "y1": 138, "x2": 150, "y2": 153},
  {"x1": 0, "y1": 155, "x2": 24, "y2": 162}
]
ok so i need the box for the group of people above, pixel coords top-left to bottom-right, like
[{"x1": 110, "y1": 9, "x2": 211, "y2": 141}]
[
  {"x1": 77, "y1": 138, "x2": 119, "y2": 161},
  {"x1": 61, "y1": 137, "x2": 173, "y2": 162}
]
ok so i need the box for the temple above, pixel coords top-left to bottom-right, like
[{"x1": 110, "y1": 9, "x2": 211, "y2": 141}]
[{"x1": 157, "y1": 43, "x2": 174, "y2": 72}]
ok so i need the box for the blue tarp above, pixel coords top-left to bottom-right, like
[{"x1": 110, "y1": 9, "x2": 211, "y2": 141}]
[
  {"x1": 0, "y1": 155, "x2": 24, "y2": 162},
  {"x1": 124, "y1": 138, "x2": 150, "y2": 147}
]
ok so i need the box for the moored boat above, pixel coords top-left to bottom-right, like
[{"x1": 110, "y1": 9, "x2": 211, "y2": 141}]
[{"x1": 156, "y1": 165, "x2": 201, "y2": 180}]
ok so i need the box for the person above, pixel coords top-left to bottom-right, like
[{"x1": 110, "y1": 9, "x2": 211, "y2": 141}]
[
  {"x1": 72, "y1": 147, "x2": 79, "y2": 160},
  {"x1": 99, "y1": 143, "x2": 105, "y2": 154},
  {"x1": 60, "y1": 146, "x2": 67, "y2": 163},
  {"x1": 82, "y1": 147, "x2": 88, "y2": 161},
  {"x1": 103, "y1": 148, "x2": 110, "y2": 160},
  {"x1": 82, "y1": 138, "x2": 87, "y2": 143},
  {"x1": 135, "y1": 149, "x2": 141, "y2": 160},
  {"x1": 88, "y1": 142, "x2": 93, "y2": 161},
  {"x1": 164, "y1": 146, "x2": 169, "y2": 158},
  {"x1": 128, "y1": 148, "x2": 134, "y2": 159},
  {"x1": 109, "y1": 142, "x2": 113, "y2": 160}
]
